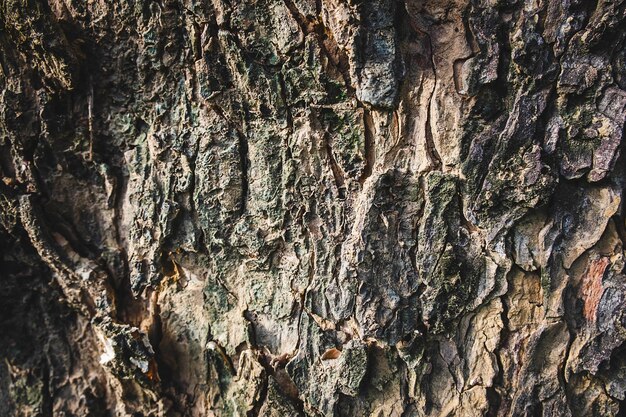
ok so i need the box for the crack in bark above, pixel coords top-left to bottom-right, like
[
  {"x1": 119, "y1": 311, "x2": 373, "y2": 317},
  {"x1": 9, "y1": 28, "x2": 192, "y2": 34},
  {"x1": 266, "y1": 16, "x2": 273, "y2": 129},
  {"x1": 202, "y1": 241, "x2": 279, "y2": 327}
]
[
  {"x1": 323, "y1": 131, "x2": 346, "y2": 194},
  {"x1": 489, "y1": 284, "x2": 512, "y2": 416},
  {"x1": 424, "y1": 33, "x2": 442, "y2": 171},
  {"x1": 358, "y1": 108, "x2": 375, "y2": 184},
  {"x1": 237, "y1": 130, "x2": 250, "y2": 216}
]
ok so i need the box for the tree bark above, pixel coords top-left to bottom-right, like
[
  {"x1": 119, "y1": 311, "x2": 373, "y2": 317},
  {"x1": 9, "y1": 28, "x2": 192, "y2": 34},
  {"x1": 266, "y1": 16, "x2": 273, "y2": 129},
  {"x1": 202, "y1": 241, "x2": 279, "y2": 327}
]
[{"x1": 1, "y1": 0, "x2": 625, "y2": 415}]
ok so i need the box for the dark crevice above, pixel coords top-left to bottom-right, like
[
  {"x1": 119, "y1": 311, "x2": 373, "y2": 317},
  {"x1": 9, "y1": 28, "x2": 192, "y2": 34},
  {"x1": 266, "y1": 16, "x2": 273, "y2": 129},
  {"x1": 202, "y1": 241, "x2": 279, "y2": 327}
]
[
  {"x1": 277, "y1": 72, "x2": 294, "y2": 132},
  {"x1": 237, "y1": 130, "x2": 250, "y2": 216},
  {"x1": 41, "y1": 361, "x2": 53, "y2": 417},
  {"x1": 247, "y1": 371, "x2": 268, "y2": 417},
  {"x1": 323, "y1": 132, "x2": 346, "y2": 195},
  {"x1": 424, "y1": 81, "x2": 442, "y2": 171},
  {"x1": 488, "y1": 275, "x2": 513, "y2": 417},
  {"x1": 358, "y1": 108, "x2": 375, "y2": 184}
]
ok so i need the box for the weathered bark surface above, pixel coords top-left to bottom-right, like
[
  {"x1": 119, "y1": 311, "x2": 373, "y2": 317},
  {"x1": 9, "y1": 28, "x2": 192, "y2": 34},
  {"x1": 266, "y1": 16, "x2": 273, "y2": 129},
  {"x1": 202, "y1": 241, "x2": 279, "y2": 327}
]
[{"x1": 1, "y1": 0, "x2": 625, "y2": 415}]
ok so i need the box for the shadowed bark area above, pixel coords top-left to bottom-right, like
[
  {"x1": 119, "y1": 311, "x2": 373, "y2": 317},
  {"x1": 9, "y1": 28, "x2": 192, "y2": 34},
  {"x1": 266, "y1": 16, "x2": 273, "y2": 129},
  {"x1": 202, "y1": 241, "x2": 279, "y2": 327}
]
[{"x1": 1, "y1": 0, "x2": 625, "y2": 415}]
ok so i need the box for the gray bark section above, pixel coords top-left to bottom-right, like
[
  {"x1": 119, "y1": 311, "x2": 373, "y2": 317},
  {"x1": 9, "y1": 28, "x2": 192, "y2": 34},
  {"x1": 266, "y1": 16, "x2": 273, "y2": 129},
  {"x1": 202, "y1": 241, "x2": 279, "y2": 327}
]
[{"x1": 0, "y1": 0, "x2": 625, "y2": 416}]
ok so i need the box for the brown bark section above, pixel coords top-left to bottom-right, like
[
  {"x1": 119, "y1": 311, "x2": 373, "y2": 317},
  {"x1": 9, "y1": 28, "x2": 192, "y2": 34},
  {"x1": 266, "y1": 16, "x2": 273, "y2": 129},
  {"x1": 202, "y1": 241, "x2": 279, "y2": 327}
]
[{"x1": 1, "y1": 0, "x2": 625, "y2": 416}]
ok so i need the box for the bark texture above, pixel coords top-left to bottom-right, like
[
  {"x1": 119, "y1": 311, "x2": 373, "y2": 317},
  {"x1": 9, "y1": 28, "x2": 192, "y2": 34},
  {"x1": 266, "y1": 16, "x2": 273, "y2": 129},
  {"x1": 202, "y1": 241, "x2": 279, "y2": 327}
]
[{"x1": 1, "y1": 0, "x2": 626, "y2": 416}]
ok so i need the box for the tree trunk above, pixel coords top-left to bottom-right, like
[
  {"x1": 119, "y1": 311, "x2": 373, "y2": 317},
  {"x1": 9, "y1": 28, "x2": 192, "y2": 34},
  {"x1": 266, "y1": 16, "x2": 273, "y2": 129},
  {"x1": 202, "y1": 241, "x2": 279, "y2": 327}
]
[{"x1": 1, "y1": 0, "x2": 625, "y2": 415}]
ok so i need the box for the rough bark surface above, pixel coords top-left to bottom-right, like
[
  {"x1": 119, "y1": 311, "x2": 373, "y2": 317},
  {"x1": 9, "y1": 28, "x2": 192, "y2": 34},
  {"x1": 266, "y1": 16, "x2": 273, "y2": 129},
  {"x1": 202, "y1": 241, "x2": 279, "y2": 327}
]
[{"x1": 1, "y1": 0, "x2": 626, "y2": 416}]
